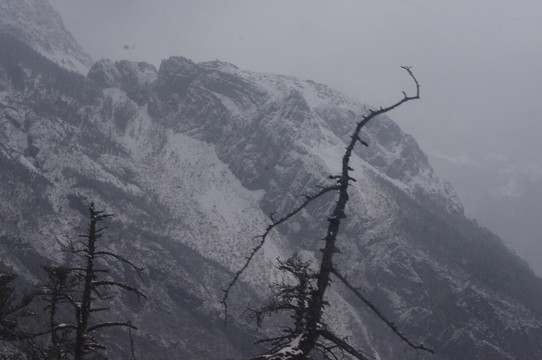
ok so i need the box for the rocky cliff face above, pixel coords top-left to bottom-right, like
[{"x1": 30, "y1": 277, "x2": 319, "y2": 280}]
[{"x1": 1, "y1": 1, "x2": 542, "y2": 359}]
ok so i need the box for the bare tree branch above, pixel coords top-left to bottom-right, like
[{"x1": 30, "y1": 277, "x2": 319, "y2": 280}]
[
  {"x1": 330, "y1": 267, "x2": 434, "y2": 354},
  {"x1": 317, "y1": 328, "x2": 370, "y2": 360},
  {"x1": 30, "y1": 323, "x2": 78, "y2": 338},
  {"x1": 92, "y1": 281, "x2": 146, "y2": 301},
  {"x1": 87, "y1": 321, "x2": 137, "y2": 333},
  {"x1": 221, "y1": 184, "x2": 339, "y2": 320},
  {"x1": 94, "y1": 251, "x2": 144, "y2": 274}
]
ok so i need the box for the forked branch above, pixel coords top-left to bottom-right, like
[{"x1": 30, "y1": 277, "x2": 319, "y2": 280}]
[{"x1": 221, "y1": 184, "x2": 339, "y2": 319}]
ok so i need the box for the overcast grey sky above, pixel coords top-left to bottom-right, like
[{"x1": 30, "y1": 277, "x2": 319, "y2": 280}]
[{"x1": 49, "y1": 0, "x2": 542, "y2": 271}]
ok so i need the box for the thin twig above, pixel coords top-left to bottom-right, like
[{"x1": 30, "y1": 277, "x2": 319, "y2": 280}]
[{"x1": 331, "y1": 267, "x2": 434, "y2": 354}]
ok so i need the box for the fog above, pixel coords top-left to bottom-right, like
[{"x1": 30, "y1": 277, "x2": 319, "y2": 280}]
[{"x1": 49, "y1": 0, "x2": 542, "y2": 275}]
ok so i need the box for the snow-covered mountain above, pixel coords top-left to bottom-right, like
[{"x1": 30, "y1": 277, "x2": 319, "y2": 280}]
[
  {"x1": 0, "y1": 0, "x2": 92, "y2": 74},
  {"x1": 1, "y1": 1, "x2": 542, "y2": 359}
]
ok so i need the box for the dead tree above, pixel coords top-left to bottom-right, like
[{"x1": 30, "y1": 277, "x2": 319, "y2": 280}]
[
  {"x1": 38, "y1": 265, "x2": 79, "y2": 359},
  {"x1": 5, "y1": 204, "x2": 145, "y2": 359},
  {"x1": 69, "y1": 203, "x2": 145, "y2": 360},
  {"x1": 223, "y1": 67, "x2": 434, "y2": 359},
  {"x1": 250, "y1": 255, "x2": 317, "y2": 340},
  {"x1": 249, "y1": 255, "x2": 366, "y2": 360}
]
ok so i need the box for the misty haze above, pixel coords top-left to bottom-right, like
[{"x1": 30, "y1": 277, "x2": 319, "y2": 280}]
[{"x1": 1, "y1": 0, "x2": 541, "y2": 359}]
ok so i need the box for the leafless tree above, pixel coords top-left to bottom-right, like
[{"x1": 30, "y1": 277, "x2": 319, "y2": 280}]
[
  {"x1": 38, "y1": 265, "x2": 79, "y2": 359},
  {"x1": 2, "y1": 204, "x2": 145, "y2": 360},
  {"x1": 223, "y1": 67, "x2": 434, "y2": 359},
  {"x1": 69, "y1": 202, "x2": 145, "y2": 360}
]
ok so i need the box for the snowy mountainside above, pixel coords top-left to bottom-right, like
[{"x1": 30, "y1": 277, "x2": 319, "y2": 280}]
[
  {"x1": 0, "y1": 0, "x2": 92, "y2": 74},
  {"x1": 1, "y1": 2, "x2": 542, "y2": 358}
]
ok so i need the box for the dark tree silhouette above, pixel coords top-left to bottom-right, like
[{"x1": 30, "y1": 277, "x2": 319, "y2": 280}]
[
  {"x1": 70, "y1": 202, "x2": 145, "y2": 360},
  {"x1": 250, "y1": 255, "x2": 317, "y2": 339},
  {"x1": 0, "y1": 272, "x2": 26, "y2": 342},
  {"x1": 0, "y1": 272, "x2": 33, "y2": 359},
  {"x1": 38, "y1": 265, "x2": 78, "y2": 359},
  {"x1": 223, "y1": 67, "x2": 434, "y2": 359},
  {"x1": 1, "y1": 204, "x2": 145, "y2": 360},
  {"x1": 248, "y1": 255, "x2": 366, "y2": 360}
]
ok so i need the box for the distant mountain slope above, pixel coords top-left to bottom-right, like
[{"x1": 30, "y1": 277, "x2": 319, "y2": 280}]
[
  {"x1": 1, "y1": 1, "x2": 541, "y2": 359},
  {"x1": 0, "y1": 0, "x2": 92, "y2": 74},
  {"x1": 432, "y1": 150, "x2": 542, "y2": 276}
]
